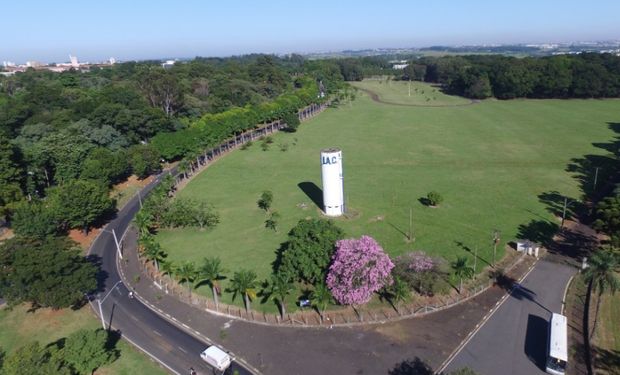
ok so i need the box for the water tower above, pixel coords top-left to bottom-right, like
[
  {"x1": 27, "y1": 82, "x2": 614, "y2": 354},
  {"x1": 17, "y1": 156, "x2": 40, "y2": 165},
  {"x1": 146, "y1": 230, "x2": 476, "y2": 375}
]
[{"x1": 320, "y1": 148, "x2": 344, "y2": 216}]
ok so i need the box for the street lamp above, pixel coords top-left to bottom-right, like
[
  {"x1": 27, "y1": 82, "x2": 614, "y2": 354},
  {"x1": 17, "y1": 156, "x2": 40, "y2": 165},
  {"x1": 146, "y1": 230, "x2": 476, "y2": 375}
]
[
  {"x1": 102, "y1": 228, "x2": 123, "y2": 260},
  {"x1": 97, "y1": 279, "x2": 123, "y2": 329}
]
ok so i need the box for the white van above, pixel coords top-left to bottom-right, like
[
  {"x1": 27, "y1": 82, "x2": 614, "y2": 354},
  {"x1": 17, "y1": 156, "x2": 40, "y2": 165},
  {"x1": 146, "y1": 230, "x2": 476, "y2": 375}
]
[{"x1": 200, "y1": 346, "x2": 232, "y2": 372}]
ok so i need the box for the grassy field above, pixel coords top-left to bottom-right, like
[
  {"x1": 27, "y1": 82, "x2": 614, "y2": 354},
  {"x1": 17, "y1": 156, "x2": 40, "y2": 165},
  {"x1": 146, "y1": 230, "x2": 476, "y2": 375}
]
[
  {"x1": 156, "y1": 81, "x2": 618, "y2": 311},
  {"x1": 593, "y1": 290, "x2": 620, "y2": 374},
  {"x1": 352, "y1": 79, "x2": 471, "y2": 106},
  {"x1": 0, "y1": 304, "x2": 166, "y2": 375}
]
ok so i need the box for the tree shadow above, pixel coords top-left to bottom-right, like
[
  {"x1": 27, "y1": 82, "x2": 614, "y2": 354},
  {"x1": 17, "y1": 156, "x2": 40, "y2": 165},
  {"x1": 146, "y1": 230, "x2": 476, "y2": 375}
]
[
  {"x1": 388, "y1": 357, "x2": 433, "y2": 375},
  {"x1": 517, "y1": 219, "x2": 558, "y2": 248},
  {"x1": 511, "y1": 283, "x2": 551, "y2": 312},
  {"x1": 537, "y1": 191, "x2": 587, "y2": 223},
  {"x1": 298, "y1": 182, "x2": 323, "y2": 210},
  {"x1": 455, "y1": 240, "x2": 491, "y2": 268},
  {"x1": 524, "y1": 314, "x2": 548, "y2": 371},
  {"x1": 87, "y1": 254, "x2": 108, "y2": 296},
  {"x1": 565, "y1": 122, "x2": 620, "y2": 202},
  {"x1": 418, "y1": 197, "x2": 432, "y2": 206},
  {"x1": 592, "y1": 346, "x2": 620, "y2": 374}
]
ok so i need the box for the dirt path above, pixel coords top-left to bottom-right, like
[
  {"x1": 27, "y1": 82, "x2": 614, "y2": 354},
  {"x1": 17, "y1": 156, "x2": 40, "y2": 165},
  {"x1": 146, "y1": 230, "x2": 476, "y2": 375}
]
[{"x1": 356, "y1": 86, "x2": 479, "y2": 107}]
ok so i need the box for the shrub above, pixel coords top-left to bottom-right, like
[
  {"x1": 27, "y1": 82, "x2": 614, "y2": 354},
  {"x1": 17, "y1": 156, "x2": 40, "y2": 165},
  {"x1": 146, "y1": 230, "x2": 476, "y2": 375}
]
[
  {"x1": 393, "y1": 251, "x2": 449, "y2": 296},
  {"x1": 240, "y1": 141, "x2": 253, "y2": 150},
  {"x1": 257, "y1": 190, "x2": 273, "y2": 212},
  {"x1": 426, "y1": 191, "x2": 444, "y2": 206}
]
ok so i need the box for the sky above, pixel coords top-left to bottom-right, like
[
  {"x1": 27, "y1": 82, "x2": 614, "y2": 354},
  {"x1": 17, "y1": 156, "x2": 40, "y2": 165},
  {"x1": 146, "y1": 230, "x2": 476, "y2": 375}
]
[{"x1": 2, "y1": 0, "x2": 619, "y2": 63}]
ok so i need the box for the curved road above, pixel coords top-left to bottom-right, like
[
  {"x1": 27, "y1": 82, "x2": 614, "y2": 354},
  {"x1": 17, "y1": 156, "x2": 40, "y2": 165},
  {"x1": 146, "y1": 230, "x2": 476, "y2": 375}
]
[
  {"x1": 89, "y1": 173, "x2": 253, "y2": 375},
  {"x1": 442, "y1": 260, "x2": 576, "y2": 375}
]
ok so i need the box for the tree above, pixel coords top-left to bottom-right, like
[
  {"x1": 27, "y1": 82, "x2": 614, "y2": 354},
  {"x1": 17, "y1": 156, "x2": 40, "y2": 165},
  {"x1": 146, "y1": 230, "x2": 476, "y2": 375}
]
[
  {"x1": 142, "y1": 240, "x2": 166, "y2": 272},
  {"x1": 265, "y1": 211, "x2": 280, "y2": 232},
  {"x1": 384, "y1": 276, "x2": 410, "y2": 313},
  {"x1": 175, "y1": 262, "x2": 197, "y2": 297},
  {"x1": 278, "y1": 219, "x2": 344, "y2": 285},
  {"x1": 583, "y1": 250, "x2": 620, "y2": 337},
  {"x1": 257, "y1": 190, "x2": 273, "y2": 212},
  {"x1": 80, "y1": 147, "x2": 129, "y2": 186},
  {"x1": 594, "y1": 196, "x2": 620, "y2": 246},
  {"x1": 196, "y1": 257, "x2": 226, "y2": 308},
  {"x1": 134, "y1": 210, "x2": 154, "y2": 236},
  {"x1": 47, "y1": 179, "x2": 114, "y2": 233},
  {"x1": 229, "y1": 269, "x2": 258, "y2": 312},
  {"x1": 452, "y1": 257, "x2": 474, "y2": 294},
  {"x1": 0, "y1": 136, "x2": 24, "y2": 217},
  {"x1": 309, "y1": 282, "x2": 332, "y2": 321},
  {"x1": 326, "y1": 235, "x2": 394, "y2": 306},
  {"x1": 63, "y1": 329, "x2": 119, "y2": 375},
  {"x1": 0, "y1": 237, "x2": 97, "y2": 309},
  {"x1": 282, "y1": 110, "x2": 300, "y2": 132},
  {"x1": 426, "y1": 191, "x2": 443, "y2": 206},
  {"x1": 128, "y1": 144, "x2": 161, "y2": 179},
  {"x1": 10, "y1": 200, "x2": 59, "y2": 238},
  {"x1": 264, "y1": 272, "x2": 294, "y2": 318},
  {"x1": 191, "y1": 201, "x2": 219, "y2": 230},
  {"x1": 1, "y1": 342, "x2": 70, "y2": 375}
]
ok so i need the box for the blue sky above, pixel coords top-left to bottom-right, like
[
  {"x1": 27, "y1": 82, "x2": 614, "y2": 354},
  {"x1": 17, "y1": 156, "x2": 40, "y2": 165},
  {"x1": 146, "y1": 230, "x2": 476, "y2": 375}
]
[{"x1": 2, "y1": 0, "x2": 619, "y2": 63}]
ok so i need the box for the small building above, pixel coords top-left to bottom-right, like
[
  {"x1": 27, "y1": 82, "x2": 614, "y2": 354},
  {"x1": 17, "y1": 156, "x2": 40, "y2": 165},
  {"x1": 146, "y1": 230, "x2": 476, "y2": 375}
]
[{"x1": 516, "y1": 239, "x2": 540, "y2": 257}]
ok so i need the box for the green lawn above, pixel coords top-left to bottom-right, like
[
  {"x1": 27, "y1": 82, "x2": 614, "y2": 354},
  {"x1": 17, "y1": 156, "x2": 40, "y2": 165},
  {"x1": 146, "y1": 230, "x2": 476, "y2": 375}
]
[
  {"x1": 0, "y1": 304, "x2": 166, "y2": 375},
  {"x1": 352, "y1": 79, "x2": 471, "y2": 106},
  {"x1": 157, "y1": 82, "x2": 618, "y2": 312}
]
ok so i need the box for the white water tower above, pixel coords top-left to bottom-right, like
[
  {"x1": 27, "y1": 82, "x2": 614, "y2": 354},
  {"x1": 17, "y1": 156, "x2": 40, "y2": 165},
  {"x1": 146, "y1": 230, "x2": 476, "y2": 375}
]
[{"x1": 320, "y1": 148, "x2": 344, "y2": 216}]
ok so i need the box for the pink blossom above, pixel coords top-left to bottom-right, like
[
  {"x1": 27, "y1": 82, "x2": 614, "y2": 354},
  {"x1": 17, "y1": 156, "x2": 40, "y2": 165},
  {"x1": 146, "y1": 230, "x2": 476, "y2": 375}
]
[
  {"x1": 406, "y1": 251, "x2": 435, "y2": 272},
  {"x1": 326, "y1": 235, "x2": 394, "y2": 305}
]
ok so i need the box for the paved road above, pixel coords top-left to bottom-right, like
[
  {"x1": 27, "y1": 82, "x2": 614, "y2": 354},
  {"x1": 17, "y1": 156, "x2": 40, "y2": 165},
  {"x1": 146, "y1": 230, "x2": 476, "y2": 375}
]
[
  {"x1": 89, "y1": 173, "x2": 253, "y2": 375},
  {"x1": 444, "y1": 260, "x2": 576, "y2": 375}
]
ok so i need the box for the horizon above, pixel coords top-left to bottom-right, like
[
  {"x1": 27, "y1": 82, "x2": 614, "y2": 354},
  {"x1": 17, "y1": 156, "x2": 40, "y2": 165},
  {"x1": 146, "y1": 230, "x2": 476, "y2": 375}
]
[{"x1": 3, "y1": 0, "x2": 620, "y2": 64}]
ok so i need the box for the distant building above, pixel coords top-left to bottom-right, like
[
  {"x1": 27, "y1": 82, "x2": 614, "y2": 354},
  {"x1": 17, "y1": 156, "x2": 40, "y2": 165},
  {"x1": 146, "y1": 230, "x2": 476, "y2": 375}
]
[
  {"x1": 26, "y1": 61, "x2": 43, "y2": 68},
  {"x1": 162, "y1": 60, "x2": 176, "y2": 69},
  {"x1": 69, "y1": 55, "x2": 79, "y2": 68},
  {"x1": 392, "y1": 64, "x2": 408, "y2": 70},
  {"x1": 109, "y1": 57, "x2": 116, "y2": 65}
]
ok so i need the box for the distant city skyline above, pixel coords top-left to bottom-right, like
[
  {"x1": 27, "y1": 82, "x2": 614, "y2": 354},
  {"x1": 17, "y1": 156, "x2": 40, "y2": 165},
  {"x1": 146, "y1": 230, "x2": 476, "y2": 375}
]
[{"x1": 3, "y1": 0, "x2": 619, "y2": 63}]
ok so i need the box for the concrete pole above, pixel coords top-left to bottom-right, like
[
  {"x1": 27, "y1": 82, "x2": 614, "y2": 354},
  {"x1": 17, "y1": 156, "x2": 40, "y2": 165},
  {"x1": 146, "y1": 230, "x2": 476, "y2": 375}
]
[
  {"x1": 112, "y1": 229, "x2": 123, "y2": 260},
  {"x1": 98, "y1": 299, "x2": 106, "y2": 330}
]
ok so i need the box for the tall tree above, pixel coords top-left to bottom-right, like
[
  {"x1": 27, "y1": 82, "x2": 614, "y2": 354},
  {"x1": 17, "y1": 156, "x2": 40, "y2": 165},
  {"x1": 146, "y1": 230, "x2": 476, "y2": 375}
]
[
  {"x1": 196, "y1": 257, "x2": 226, "y2": 308},
  {"x1": 583, "y1": 250, "x2": 620, "y2": 338},
  {"x1": 452, "y1": 257, "x2": 474, "y2": 294},
  {"x1": 278, "y1": 219, "x2": 344, "y2": 285},
  {"x1": 10, "y1": 200, "x2": 59, "y2": 239},
  {"x1": 309, "y1": 282, "x2": 332, "y2": 322},
  {"x1": 175, "y1": 262, "x2": 197, "y2": 297},
  {"x1": 63, "y1": 329, "x2": 119, "y2": 375},
  {"x1": 326, "y1": 235, "x2": 394, "y2": 306},
  {"x1": 264, "y1": 272, "x2": 294, "y2": 318},
  {"x1": 0, "y1": 136, "x2": 24, "y2": 217},
  {"x1": 0, "y1": 237, "x2": 97, "y2": 309},
  {"x1": 47, "y1": 179, "x2": 114, "y2": 233},
  {"x1": 229, "y1": 269, "x2": 258, "y2": 312}
]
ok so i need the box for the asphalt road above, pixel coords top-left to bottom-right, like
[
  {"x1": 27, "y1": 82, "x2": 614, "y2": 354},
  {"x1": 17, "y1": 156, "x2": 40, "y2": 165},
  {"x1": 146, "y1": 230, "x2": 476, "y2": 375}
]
[
  {"x1": 444, "y1": 260, "x2": 576, "y2": 375},
  {"x1": 89, "y1": 172, "x2": 252, "y2": 375}
]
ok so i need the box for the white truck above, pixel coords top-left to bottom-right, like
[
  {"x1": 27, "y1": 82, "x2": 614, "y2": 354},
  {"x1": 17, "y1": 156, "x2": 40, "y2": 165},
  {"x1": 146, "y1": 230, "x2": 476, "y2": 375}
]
[{"x1": 200, "y1": 346, "x2": 232, "y2": 372}]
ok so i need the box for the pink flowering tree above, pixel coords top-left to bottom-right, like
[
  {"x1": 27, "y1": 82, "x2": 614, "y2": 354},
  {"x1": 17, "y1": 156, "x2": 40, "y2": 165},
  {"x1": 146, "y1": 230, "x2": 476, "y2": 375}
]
[{"x1": 326, "y1": 235, "x2": 394, "y2": 306}]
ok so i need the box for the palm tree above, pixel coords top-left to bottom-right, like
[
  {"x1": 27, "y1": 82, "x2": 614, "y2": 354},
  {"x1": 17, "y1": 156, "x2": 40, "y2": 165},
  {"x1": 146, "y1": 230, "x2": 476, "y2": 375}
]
[
  {"x1": 176, "y1": 262, "x2": 197, "y2": 297},
  {"x1": 134, "y1": 210, "x2": 154, "y2": 236},
  {"x1": 583, "y1": 250, "x2": 620, "y2": 338},
  {"x1": 142, "y1": 241, "x2": 167, "y2": 272},
  {"x1": 309, "y1": 282, "x2": 332, "y2": 321},
  {"x1": 178, "y1": 159, "x2": 190, "y2": 180},
  {"x1": 386, "y1": 276, "x2": 411, "y2": 314},
  {"x1": 229, "y1": 269, "x2": 258, "y2": 312},
  {"x1": 196, "y1": 257, "x2": 226, "y2": 308},
  {"x1": 265, "y1": 272, "x2": 294, "y2": 318},
  {"x1": 452, "y1": 257, "x2": 474, "y2": 294},
  {"x1": 159, "y1": 260, "x2": 175, "y2": 293}
]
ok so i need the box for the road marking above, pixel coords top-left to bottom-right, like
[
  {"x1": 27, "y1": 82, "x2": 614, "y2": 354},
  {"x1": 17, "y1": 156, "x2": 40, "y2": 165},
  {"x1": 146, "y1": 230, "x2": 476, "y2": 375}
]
[
  {"x1": 177, "y1": 346, "x2": 187, "y2": 354},
  {"x1": 434, "y1": 261, "x2": 539, "y2": 374},
  {"x1": 153, "y1": 330, "x2": 162, "y2": 336}
]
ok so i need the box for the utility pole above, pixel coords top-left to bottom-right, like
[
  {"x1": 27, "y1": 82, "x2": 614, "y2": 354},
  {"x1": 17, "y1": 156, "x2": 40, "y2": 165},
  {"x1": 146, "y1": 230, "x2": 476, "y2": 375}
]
[
  {"x1": 408, "y1": 79, "x2": 411, "y2": 97},
  {"x1": 408, "y1": 207, "x2": 413, "y2": 242},
  {"x1": 561, "y1": 197, "x2": 569, "y2": 229},
  {"x1": 474, "y1": 246, "x2": 478, "y2": 273},
  {"x1": 492, "y1": 230, "x2": 500, "y2": 267},
  {"x1": 593, "y1": 167, "x2": 599, "y2": 191}
]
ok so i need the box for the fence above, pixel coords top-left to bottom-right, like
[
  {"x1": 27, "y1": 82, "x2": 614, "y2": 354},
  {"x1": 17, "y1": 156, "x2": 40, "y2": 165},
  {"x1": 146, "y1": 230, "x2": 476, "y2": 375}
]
[{"x1": 134, "y1": 237, "x2": 530, "y2": 328}]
